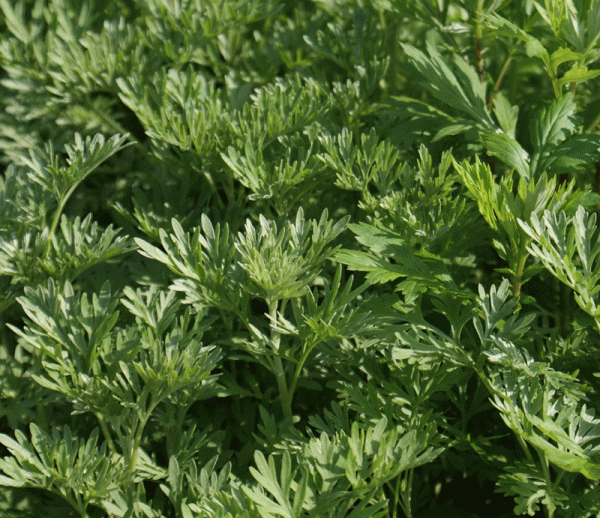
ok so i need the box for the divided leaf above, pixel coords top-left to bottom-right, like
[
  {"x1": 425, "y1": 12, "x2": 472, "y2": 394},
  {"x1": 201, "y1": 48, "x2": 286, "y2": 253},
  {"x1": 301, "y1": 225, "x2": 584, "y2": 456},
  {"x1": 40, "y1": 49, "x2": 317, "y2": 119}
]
[
  {"x1": 401, "y1": 42, "x2": 495, "y2": 129},
  {"x1": 0, "y1": 424, "x2": 122, "y2": 516}
]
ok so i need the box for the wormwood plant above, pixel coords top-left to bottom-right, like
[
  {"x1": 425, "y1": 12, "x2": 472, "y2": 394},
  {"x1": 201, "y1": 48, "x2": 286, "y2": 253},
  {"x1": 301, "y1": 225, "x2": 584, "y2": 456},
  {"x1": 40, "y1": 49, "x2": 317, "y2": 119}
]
[{"x1": 1, "y1": 0, "x2": 600, "y2": 517}]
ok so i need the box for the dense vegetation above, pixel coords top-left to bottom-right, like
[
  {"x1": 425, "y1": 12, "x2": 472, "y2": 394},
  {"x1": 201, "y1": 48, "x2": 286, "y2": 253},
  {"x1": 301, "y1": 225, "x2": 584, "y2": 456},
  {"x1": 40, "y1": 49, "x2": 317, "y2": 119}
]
[{"x1": 1, "y1": 0, "x2": 600, "y2": 516}]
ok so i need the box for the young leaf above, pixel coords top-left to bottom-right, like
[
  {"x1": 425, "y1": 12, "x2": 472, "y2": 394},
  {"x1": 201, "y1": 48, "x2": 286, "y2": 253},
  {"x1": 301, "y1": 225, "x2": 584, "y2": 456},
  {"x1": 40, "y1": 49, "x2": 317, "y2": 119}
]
[
  {"x1": 135, "y1": 215, "x2": 240, "y2": 311},
  {"x1": 235, "y1": 208, "x2": 348, "y2": 303}
]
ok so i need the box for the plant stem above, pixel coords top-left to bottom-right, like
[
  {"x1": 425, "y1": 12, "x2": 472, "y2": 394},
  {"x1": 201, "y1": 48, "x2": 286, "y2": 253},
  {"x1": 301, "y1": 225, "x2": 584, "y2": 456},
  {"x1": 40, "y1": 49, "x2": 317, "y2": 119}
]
[
  {"x1": 401, "y1": 468, "x2": 414, "y2": 518},
  {"x1": 391, "y1": 475, "x2": 400, "y2": 518},
  {"x1": 33, "y1": 352, "x2": 49, "y2": 431},
  {"x1": 130, "y1": 416, "x2": 147, "y2": 474},
  {"x1": 595, "y1": 161, "x2": 600, "y2": 211},
  {"x1": 551, "y1": 79, "x2": 561, "y2": 99},
  {"x1": 474, "y1": 12, "x2": 485, "y2": 84},
  {"x1": 268, "y1": 299, "x2": 292, "y2": 421},
  {"x1": 273, "y1": 355, "x2": 292, "y2": 421},
  {"x1": 513, "y1": 246, "x2": 528, "y2": 297},
  {"x1": 487, "y1": 55, "x2": 513, "y2": 110},
  {"x1": 538, "y1": 389, "x2": 554, "y2": 517},
  {"x1": 473, "y1": 367, "x2": 534, "y2": 461},
  {"x1": 96, "y1": 414, "x2": 117, "y2": 454}
]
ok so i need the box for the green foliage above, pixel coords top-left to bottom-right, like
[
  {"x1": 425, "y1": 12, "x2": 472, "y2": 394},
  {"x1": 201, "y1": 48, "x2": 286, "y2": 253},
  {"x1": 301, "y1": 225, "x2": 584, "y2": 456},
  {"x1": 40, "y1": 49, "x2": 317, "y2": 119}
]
[
  {"x1": 483, "y1": 93, "x2": 600, "y2": 180},
  {"x1": 235, "y1": 208, "x2": 347, "y2": 302},
  {"x1": 0, "y1": 424, "x2": 123, "y2": 516},
  {"x1": 520, "y1": 205, "x2": 600, "y2": 328},
  {"x1": 244, "y1": 416, "x2": 440, "y2": 518},
  {"x1": 1, "y1": 1, "x2": 600, "y2": 518}
]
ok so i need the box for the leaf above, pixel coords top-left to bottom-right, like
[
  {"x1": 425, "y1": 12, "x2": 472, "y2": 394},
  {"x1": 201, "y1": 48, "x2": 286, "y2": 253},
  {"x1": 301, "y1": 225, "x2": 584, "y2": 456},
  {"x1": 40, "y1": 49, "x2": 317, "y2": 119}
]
[
  {"x1": 544, "y1": 133, "x2": 600, "y2": 174},
  {"x1": 453, "y1": 155, "x2": 498, "y2": 230},
  {"x1": 168, "y1": 456, "x2": 181, "y2": 496},
  {"x1": 526, "y1": 431, "x2": 600, "y2": 480},
  {"x1": 482, "y1": 131, "x2": 530, "y2": 178},
  {"x1": 0, "y1": 424, "x2": 121, "y2": 514},
  {"x1": 401, "y1": 42, "x2": 495, "y2": 128},
  {"x1": 530, "y1": 94, "x2": 577, "y2": 149},
  {"x1": 63, "y1": 133, "x2": 132, "y2": 185},
  {"x1": 558, "y1": 65, "x2": 600, "y2": 89},
  {"x1": 549, "y1": 47, "x2": 584, "y2": 72},
  {"x1": 136, "y1": 215, "x2": 240, "y2": 310},
  {"x1": 335, "y1": 229, "x2": 434, "y2": 285},
  {"x1": 520, "y1": 206, "x2": 600, "y2": 323},
  {"x1": 236, "y1": 208, "x2": 348, "y2": 301},
  {"x1": 245, "y1": 451, "x2": 295, "y2": 518},
  {"x1": 496, "y1": 460, "x2": 565, "y2": 516},
  {"x1": 0, "y1": 0, "x2": 34, "y2": 43},
  {"x1": 526, "y1": 37, "x2": 548, "y2": 60},
  {"x1": 493, "y1": 92, "x2": 519, "y2": 137},
  {"x1": 13, "y1": 278, "x2": 120, "y2": 376},
  {"x1": 121, "y1": 285, "x2": 181, "y2": 337},
  {"x1": 22, "y1": 134, "x2": 131, "y2": 204},
  {"x1": 529, "y1": 94, "x2": 578, "y2": 177},
  {"x1": 46, "y1": 214, "x2": 135, "y2": 282}
]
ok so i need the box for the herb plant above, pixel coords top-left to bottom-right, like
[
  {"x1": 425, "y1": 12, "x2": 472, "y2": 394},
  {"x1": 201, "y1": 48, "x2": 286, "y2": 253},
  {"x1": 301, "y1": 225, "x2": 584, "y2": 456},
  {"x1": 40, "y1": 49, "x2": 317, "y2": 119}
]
[{"x1": 1, "y1": 1, "x2": 600, "y2": 517}]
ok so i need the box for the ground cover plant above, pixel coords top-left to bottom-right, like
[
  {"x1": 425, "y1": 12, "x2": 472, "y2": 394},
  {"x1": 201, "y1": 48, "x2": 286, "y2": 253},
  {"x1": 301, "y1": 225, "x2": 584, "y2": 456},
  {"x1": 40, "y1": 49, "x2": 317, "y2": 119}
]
[{"x1": 1, "y1": 0, "x2": 600, "y2": 516}]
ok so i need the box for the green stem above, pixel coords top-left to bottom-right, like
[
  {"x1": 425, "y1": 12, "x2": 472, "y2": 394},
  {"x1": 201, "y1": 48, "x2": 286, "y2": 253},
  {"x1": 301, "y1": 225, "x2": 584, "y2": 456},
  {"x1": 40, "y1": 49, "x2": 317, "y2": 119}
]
[
  {"x1": 474, "y1": 6, "x2": 485, "y2": 84},
  {"x1": 513, "y1": 247, "x2": 528, "y2": 297},
  {"x1": 268, "y1": 299, "x2": 292, "y2": 421},
  {"x1": 400, "y1": 468, "x2": 414, "y2": 518},
  {"x1": 118, "y1": 412, "x2": 150, "y2": 507},
  {"x1": 391, "y1": 475, "x2": 401, "y2": 518},
  {"x1": 48, "y1": 183, "x2": 76, "y2": 239},
  {"x1": 33, "y1": 352, "x2": 49, "y2": 431},
  {"x1": 285, "y1": 335, "x2": 320, "y2": 415},
  {"x1": 551, "y1": 77, "x2": 561, "y2": 99},
  {"x1": 539, "y1": 387, "x2": 555, "y2": 518},
  {"x1": 130, "y1": 415, "x2": 148, "y2": 472},
  {"x1": 473, "y1": 366, "x2": 534, "y2": 461},
  {"x1": 96, "y1": 413, "x2": 117, "y2": 454},
  {"x1": 273, "y1": 355, "x2": 292, "y2": 421},
  {"x1": 44, "y1": 160, "x2": 101, "y2": 256},
  {"x1": 539, "y1": 448, "x2": 554, "y2": 518}
]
